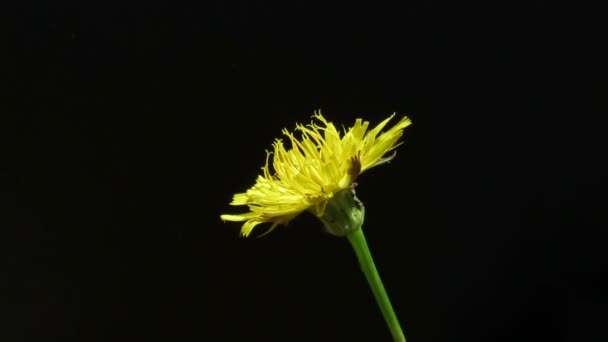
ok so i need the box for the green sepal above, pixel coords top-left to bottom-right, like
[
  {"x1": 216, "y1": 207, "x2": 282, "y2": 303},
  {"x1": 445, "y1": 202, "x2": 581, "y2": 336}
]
[{"x1": 313, "y1": 188, "x2": 365, "y2": 237}]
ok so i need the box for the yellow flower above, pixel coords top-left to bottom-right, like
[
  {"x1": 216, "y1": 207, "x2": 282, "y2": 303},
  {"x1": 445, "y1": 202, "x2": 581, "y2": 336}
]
[{"x1": 221, "y1": 111, "x2": 412, "y2": 237}]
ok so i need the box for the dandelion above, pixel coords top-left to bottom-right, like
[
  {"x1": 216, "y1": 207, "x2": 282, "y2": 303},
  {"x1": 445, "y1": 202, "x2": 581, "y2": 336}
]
[
  {"x1": 221, "y1": 111, "x2": 412, "y2": 341},
  {"x1": 221, "y1": 111, "x2": 411, "y2": 237}
]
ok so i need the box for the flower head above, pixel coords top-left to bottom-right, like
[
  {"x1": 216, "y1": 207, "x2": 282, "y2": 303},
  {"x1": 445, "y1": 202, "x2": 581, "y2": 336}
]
[{"x1": 221, "y1": 111, "x2": 412, "y2": 237}]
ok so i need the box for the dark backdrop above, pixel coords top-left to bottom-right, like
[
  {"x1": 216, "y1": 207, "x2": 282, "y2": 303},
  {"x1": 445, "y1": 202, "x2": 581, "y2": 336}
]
[{"x1": 2, "y1": 1, "x2": 605, "y2": 341}]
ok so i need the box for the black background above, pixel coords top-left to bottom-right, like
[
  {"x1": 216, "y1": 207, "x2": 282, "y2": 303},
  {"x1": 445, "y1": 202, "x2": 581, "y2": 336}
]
[{"x1": 2, "y1": 1, "x2": 606, "y2": 341}]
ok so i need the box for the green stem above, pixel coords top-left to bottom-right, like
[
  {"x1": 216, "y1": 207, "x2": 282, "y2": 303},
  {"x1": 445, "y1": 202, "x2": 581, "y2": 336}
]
[{"x1": 347, "y1": 228, "x2": 406, "y2": 342}]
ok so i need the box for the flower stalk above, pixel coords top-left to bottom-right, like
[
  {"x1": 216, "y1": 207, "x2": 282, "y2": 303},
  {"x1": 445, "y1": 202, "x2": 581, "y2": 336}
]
[
  {"x1": 318, "y1": 188, "x2": 406, "y2": 342},
  {"x1": 347, "y1": 228, "x2": 406, "y2": 342}
]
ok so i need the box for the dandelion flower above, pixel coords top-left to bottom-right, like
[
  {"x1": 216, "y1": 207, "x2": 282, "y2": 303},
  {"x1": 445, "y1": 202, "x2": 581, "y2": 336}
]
[
  {"x1": 221, "y1": 111, "x2": 412, "y2": 237},
  {"x1": 220, "y1": 110, "x2": 412, "y2": 342}
]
